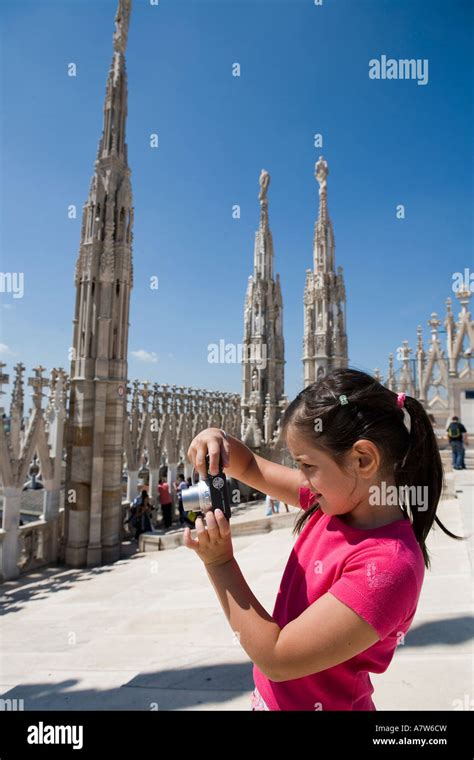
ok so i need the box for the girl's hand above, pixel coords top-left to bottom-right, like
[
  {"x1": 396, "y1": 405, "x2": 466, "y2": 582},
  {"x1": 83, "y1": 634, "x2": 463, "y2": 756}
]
[
  {"x1": 183, "y1": 509, "x2": 234, "y2": 568},
  {"x1": 187, "y1": 427, "x2": 230, "y2": 478}
]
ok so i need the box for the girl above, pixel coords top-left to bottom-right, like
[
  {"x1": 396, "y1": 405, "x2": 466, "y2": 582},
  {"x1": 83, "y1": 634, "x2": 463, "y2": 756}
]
[{"x1": 184, "y1": 368, "x2": 463, "y2": 711}]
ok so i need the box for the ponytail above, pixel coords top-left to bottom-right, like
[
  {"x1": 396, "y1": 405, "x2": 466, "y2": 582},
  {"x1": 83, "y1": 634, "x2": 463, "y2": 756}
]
[{"x1": 395, "y1": 395, "x2": 463, "y2": 569}]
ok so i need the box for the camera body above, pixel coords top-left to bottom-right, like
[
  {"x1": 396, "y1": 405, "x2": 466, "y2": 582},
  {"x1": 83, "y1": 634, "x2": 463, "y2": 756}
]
[{"x1": 181, "y1": 454, "x2": 232, "y2": 520}]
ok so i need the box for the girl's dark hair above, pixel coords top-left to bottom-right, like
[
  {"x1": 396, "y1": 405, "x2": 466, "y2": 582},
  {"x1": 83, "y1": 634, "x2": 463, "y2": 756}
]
[{"x1": 281, "y1": 367, "x2": 463, "y2": 569}]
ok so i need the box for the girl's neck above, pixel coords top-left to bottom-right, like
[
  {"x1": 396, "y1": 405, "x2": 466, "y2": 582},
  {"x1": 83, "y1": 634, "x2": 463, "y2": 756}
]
[{"x1": 339, "y1": 483, "x2": 406, "y2": 530}]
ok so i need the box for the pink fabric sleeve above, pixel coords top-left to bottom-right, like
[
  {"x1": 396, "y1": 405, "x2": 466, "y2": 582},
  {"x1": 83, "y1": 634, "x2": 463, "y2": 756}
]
[
  {"x1": 298, "y1": 486, "x2": 318, "y2": 511},
  {"x1": 328, "y1": 546, "x2": 419, "y2": 640}
]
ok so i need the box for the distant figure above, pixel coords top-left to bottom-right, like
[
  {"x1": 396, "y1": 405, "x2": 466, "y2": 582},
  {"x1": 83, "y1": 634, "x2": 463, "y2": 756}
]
[
  {"x1": 265, "y1": 494, "x2": 280, "y2": 516},
  {"x1": 129, "y1": 489, "x2": 153, "y2": 541},
  {"x1": 157, "y1": 477, "x2": 173, "y2": 529},
  {"x1": 174, "y1": 473, "x2": 189, "y2": 525},
  {"x1": 446, "y1": 416, "x2": 468, "y2": 470}
]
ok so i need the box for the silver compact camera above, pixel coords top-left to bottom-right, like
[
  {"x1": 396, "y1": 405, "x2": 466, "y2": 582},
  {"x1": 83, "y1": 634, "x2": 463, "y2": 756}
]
[{"x1": 182, "y1": 453, "x2": 232, "y2": 520}]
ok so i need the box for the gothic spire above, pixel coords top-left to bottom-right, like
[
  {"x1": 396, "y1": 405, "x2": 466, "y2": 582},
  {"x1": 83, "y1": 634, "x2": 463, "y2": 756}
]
[
  {"x1": 66, "y1": 0, "x2": 134, "y2": 568},
  {"x1": 313, "y1": 155, "x2": 335, "y2": 273},
  {"x1": 253, "y1": 169, "x2": 274, "y2": 280},
  {"x1": 241, "y1": 169, "x2": 285, "y2": 451}
]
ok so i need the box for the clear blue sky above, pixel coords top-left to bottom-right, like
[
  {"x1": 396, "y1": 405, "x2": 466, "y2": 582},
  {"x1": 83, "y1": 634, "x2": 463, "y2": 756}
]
[{"x1": 0, "y1": 0, "x2": 472, "y2": 404}]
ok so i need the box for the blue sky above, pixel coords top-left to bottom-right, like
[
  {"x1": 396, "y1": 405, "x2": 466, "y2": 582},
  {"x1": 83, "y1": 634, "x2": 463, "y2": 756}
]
[{"x1": 0, "y1": 0, "x2": 472, "y2": 405}]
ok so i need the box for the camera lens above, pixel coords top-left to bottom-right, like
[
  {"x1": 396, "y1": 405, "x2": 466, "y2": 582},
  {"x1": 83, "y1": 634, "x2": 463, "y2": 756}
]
[{"x1": 181, "y1": 481, "x2": 212, "y2": 513}]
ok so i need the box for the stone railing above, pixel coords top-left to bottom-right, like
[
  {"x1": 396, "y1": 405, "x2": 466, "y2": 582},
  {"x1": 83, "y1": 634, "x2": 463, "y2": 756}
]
[
  {"x1": 0, "y1": 365, "x2": 68, "y2": 582},
  {"x1": 17, "y1": 519, "x2": 57, "y2": 575}
]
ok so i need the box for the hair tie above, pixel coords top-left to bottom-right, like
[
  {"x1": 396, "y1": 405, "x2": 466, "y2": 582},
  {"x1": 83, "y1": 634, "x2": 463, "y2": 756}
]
[{"x1": 339, "y1": 395, "x2": 349, "y2": 405}]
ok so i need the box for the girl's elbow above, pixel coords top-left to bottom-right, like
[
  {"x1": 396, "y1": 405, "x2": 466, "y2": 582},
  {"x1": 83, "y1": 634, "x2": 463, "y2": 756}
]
[
  {"x1": 263, "y1": 657, "x2": 325, "y2": 683},
  {"x1": 255, "y1": 654, "x2": 288, "y2": 683},
  {"x1": 262, "y1": 667, "x2": 287, "y2": 683},
  {"x1": 258, "y1": 658, "x2": 298, "y2": 683}
]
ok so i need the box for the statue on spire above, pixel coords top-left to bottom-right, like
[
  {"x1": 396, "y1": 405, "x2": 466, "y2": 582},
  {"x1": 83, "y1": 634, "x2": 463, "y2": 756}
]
[
  {"x1": 315, "y1": 155, "x2": 328, "y2": 195},
  {"x1": 259, "y1": 169, "x2": 270, "y2": 202},
  {"x1": 113, "y1": 0, "x2": 131, "y2": 54}
]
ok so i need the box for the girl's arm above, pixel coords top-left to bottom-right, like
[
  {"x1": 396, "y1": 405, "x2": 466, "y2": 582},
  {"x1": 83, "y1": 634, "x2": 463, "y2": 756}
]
[{"x1": 232, "y1": 450, "x2": 303, "y2": 507}]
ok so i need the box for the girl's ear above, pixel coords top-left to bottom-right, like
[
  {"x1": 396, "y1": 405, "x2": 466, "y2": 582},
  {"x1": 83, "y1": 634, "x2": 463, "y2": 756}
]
[{"x1": 351, "y1": 439, "x2": 381, "y2": 478}]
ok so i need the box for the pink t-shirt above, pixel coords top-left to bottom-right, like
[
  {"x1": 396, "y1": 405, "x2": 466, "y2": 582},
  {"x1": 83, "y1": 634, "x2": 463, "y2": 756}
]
[{"x1": 253, "y1": 486, "x2": 425, "y2": 710}]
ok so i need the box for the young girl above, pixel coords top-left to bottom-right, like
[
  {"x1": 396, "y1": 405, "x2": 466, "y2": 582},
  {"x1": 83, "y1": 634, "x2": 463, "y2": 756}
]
[{"x1": 184, "y1": 368, "x2": 462, "y2": 711}]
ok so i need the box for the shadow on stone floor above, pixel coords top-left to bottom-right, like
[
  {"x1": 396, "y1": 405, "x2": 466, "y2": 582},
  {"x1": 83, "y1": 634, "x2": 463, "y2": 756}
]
[
  {"x1": 403, "y1": 616, "x2": 474, "y2": 648},
  {"x1": 0, "y1": 661, "x2": 255, "y2": 711},
  {"x1": 0, "y1": 540, "x2": 143, "y2": 616}
]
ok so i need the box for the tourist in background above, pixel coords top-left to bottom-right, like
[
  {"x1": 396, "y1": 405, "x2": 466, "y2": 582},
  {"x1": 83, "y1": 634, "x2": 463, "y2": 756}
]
[
  {"x1": 158, "y1": 477, "x2": 173, "y2": 529},
  {"x1": 174, "y1": 473, "x2": 189, "y2": 525},
  {"x1": 446, "y1": 415, "x2": 468, "y2": 470},
  {"x1": 130, "y1": 489, "x2": 153, "y2": 541},
  {"x1": 265, "y1": 493, "x2": 280, "y2": 516}
]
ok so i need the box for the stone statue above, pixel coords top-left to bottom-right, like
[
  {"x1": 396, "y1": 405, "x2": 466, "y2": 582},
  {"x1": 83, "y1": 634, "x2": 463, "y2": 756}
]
[
  {"x1": 315, "y1": 156, "x2": 328, "y2": 194},
  {"x1": 244, "y1": 300, "x2": 251, "y2": 332},
  {"x1": 113, "y1": 0, "x2": 131, "y2": 54},
  {"x1": 259, "y1": 170, "x2": 270, "y2": 202},
  {"x1": 251, "y1": 368, "x2": 258, "y2": 391}
]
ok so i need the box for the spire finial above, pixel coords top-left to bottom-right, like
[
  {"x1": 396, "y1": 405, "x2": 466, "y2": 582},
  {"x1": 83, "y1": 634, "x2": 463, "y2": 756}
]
[
  {"x1": 416, "y1": 324, "x2": 424, "y2": 350},
  {"x1": 315, "y1": 155, "x2": 329, "y2": 224},
  {"x1": 113, "y1": 0, "x2": 131, "y2": 54},
  {"x1": 428, "y1": 312, "x2": 441, "y2": 343},
  {"x1": 259, "y1": 169, "x2": 270, "y2": 203}
]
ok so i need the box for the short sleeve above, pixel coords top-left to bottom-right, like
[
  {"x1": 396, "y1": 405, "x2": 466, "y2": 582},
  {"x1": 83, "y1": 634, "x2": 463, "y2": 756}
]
[
  {"x1": 461, "y1": 424, "x2": 467, "y2": 433},
  {"x1": 328, "y1": 546, "x2": 420, "y2": 640},
  {"x1": 298, "y1": 486, "x2": 318, "y2": 511}
]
